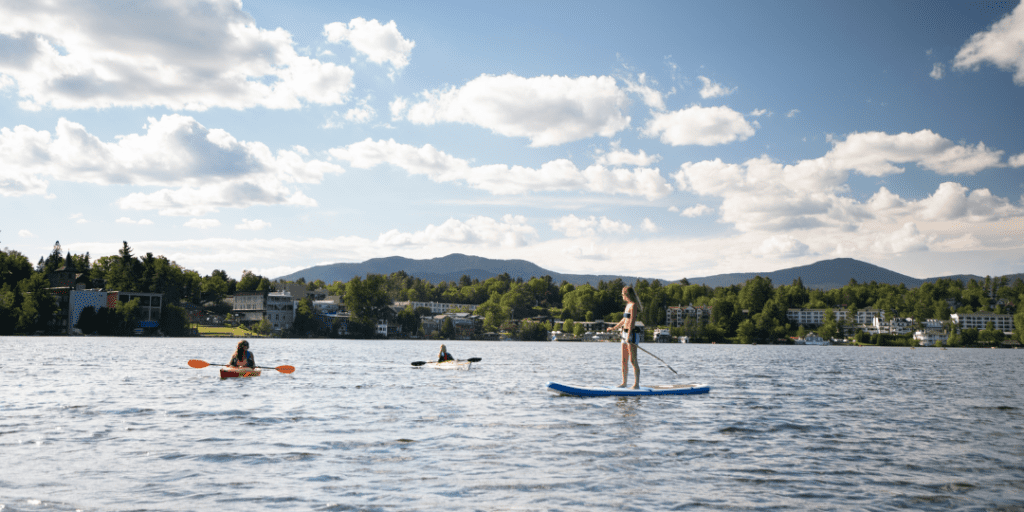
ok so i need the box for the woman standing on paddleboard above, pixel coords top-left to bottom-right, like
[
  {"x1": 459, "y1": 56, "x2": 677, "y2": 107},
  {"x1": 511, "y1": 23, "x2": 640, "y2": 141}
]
[
  {"x1": 230, "y1": 340, "x2": 256, "y2": 368},
  {"x1": 608, "y1": 286, "x2": 642, "y2": 389}
]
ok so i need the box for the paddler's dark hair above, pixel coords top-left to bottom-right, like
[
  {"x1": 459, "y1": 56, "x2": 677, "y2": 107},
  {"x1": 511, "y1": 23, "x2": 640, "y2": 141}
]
[{"x1": 235, "y1": 340, "x2": 249, "y2": 361}]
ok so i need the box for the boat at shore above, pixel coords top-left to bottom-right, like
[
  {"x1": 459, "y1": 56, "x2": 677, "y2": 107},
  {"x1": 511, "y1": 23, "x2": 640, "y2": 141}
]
[{"x1": 653, "y1": 329, "x2": 674, "y2": 343}]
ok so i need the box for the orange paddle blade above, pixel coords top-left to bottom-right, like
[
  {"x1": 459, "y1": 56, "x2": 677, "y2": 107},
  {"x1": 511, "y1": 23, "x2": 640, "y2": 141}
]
[
  {"x1": 187, "y1": 359, "x2": 210, "y2": 369},
  {"x1": 275, "y1": 365, "x2": 295, "y2": 374}
]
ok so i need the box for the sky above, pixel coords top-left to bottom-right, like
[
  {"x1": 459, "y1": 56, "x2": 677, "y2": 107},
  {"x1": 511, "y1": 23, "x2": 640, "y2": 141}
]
[{"x1": 2, "y1": 0, "x2": 1024, "y2": 283}]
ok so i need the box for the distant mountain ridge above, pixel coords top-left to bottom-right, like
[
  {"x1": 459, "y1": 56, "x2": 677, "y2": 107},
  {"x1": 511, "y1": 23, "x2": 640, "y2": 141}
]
[{"x1": 276, "y1": 254, "x2": 1007, "y2": 290}]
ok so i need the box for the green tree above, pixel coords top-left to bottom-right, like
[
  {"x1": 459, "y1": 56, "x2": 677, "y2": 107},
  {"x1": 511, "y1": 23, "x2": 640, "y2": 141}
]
[
  {"x1": 253, "y1": 317, "x2": 273, "y2": 336},
  {"x1": 739, "y1": 276, "x2": 774, "y2": 315},
  {"x1": 160, "y1": 303, "x2": 192, "y2": 337},
  {"x1": 16, "y1": 273, "x2": 59, "y2": 334},
  {"x1": 396, "y1": 306, "x2": 420, "y2": 337},
  {"x1": 344, "y1": 275, "x2": 392, "y2": 324},
  {"x1": 440, "y1": 316, "x2": 455, "y2": 339},
  {"x1": 237, "y1": 270, "x2": 271, "y2": 292},
  {"x1": 736, "y1": 319, "x2": 756, "y2": 344},
  {"x1": 517, "y1": 320, "x2": 549, "y2": 341},
  {"x1": 76, "y1": 305, "x2": 99, "y2": 335},
  {"x1": 290, "y1": 297, "x2": 317, "y2": 337},
  {"x1": 0, "y1": 283, "x2": 16, "y2": 335},
  {"x1": 562, "y1": 318, "x2": 575, "y2": 334},
  {"x1": 202, "y1": 272, "x2": 231, "y2": 303}
]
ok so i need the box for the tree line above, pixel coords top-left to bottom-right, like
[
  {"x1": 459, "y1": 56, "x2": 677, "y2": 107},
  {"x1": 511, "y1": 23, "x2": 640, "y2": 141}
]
[{"x1": 3, "y1": 239, "x2": 1024, "y2": 345}]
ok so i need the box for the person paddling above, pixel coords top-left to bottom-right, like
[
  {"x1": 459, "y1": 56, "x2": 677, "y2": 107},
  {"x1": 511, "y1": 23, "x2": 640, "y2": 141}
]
[
  {"x1": 229, "y1": 340, "x2": 255, "y2": 368},
  {"x1": 607, "y1": 286, "x2": 642, "y2": 389},
  {"x1": 437, "y1": 344, "x2": 454, "y2": 363}
]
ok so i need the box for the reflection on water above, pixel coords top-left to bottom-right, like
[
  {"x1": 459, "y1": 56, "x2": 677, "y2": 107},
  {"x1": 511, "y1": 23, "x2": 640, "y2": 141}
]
[{"x1": 1, "y1": 337, "x2": 1022, "y2": 511}]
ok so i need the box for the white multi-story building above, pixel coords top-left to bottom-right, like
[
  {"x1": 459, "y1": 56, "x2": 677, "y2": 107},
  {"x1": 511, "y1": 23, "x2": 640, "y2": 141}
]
[
  {"x1": 951, "y1": 313, "x2": 1014, "y2": 333},
  {"x1": 786, "y1": 308, "x2": 884, "y2": 326},
  {"x1": 233, "y1": 290, "x2": 295, "y2": 331},
  {"x1": 914, "y1": 330, "x2": 949, "y2": 346},
  {"x1": 393, "y1": 301, "x2": 477, "y2": 314},
  {"x1": 666, "y1": 304, "x2": 711, "y2": 326},
  {"x1": 68, "y1": 289, "x2": 112, "y2": 332},
  {"x1": 873, "y1": 317, "x2": 914, "y2": 335},
  {"x1": 265, "y1": 291, "x2": 295, "y2": 331}
]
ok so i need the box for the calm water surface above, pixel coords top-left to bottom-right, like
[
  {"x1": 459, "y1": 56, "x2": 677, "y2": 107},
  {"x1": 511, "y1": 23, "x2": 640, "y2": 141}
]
[{"x1": 1, "y1": 337, "x2": 1022, "y2": 511}]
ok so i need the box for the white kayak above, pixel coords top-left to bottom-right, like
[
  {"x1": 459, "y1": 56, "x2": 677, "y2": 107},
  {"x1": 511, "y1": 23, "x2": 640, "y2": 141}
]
[
  {"x1": 547, "y1": 381, "x2": 710, "y2": 397},
  {"x1": 423, "y1": 360, "x2": 473, "y2": 370}
]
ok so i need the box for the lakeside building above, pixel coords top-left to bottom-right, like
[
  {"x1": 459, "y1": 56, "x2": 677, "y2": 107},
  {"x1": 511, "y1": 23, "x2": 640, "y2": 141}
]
[
  {"x1": 68, "y1": 289, "x2": 115, "y2": 331},
  {"x1": 873, "y1": 317, "x2": 914, "y2": 335},
  {"x1": 275, "y1": 282, "x2": 329, "y2": 302},
  {"x1": 393, "y1": 301, "x2": 478, "y2": 314},
  {"x1": 232, "y1": 290, "x2": 296, "y2": 331},
  {"x1": 113, "y1": 291, "x2": 164, "y2": 329},
  {"x1": 666, "y1": 305, "x2": 711, "y2": 326},
  {"x1": 951, "y1": 312, "x2": 1014, "y2": 333},
  {"x1": 419, "y1": 312, "x2": 484, "y2": 339},
  {"x1": 914, "y1": 330, "x2": 949, "y2": 346},
  {"x1": 786, "y1": 308, "x2": 885, "y2": 326}
]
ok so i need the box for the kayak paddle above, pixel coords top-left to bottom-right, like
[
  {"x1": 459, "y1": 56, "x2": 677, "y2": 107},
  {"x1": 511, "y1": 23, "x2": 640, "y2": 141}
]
[
  {"x1": 411, "y1": 357, "x2": 481, "y2": 366},
  {"x1": 188, "y1": 359, "x2": 295, "y2": 374},
  {"x1": 635, "y1": 346, "x2": 678, "y2": 375}
]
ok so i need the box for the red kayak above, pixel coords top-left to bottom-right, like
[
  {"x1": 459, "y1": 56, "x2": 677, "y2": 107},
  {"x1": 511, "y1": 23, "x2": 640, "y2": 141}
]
[{"x1": 220, "y1": 366, "x2": 262, "y2": 378}]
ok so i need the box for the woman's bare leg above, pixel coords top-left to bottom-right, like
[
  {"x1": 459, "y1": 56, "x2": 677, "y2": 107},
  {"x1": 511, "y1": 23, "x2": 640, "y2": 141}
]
[
  {"x1": 629, "y1": 344, "x2": 640, "y2": 389},
  {"x1": 618, "y1": 343, "x2": 629, "y2": 387}
]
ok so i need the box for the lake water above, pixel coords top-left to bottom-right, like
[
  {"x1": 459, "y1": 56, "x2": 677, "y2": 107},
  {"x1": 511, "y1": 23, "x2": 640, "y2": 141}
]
[{"x1": 1, "y1": 337, "x2": 1022, "y2": 511}]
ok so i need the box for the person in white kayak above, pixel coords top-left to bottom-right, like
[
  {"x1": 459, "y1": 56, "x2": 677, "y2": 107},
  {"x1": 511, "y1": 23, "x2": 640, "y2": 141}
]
[
  {"x1": 437, "y1": 344, "x2": 454, "y2": 363},
  {"x1": 607, "y1": 286, "x2": 643, "y2": 389}
]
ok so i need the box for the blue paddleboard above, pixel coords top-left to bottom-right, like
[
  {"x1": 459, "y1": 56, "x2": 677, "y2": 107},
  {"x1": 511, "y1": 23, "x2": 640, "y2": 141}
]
[{"x1": 546, "y1": 381, "x2": 710, "y2": 397}]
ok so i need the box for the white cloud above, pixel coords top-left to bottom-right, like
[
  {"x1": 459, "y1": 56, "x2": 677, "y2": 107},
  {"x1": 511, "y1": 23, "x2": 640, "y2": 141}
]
[
  {"x1": 0, "y1": 115, "x2": 343, "y2": 214},
  {"x1": 787, "y1": 109, "x2": 800, "y2": 118},
  {"x1": 681, "y1": 204, "x2": 713, "y2": 217},
  {"x1": 749, "y1": 108, "x2": 769, "y2": 117},
  {"x1": 18, "y1": 230, "x2": 34, "y2": 237},
  {"x1": 672, "y1": 130, "x2": 1021, "y2": 234},
  {"x1": 1010, "y1": 153, "x2": 1024, "y2": 167},
  {"x1": 236, "y1": 219, "x2": 271, "y2": 230},
  {"x1": 0, "y1": 0, "x2": 355, "y2": 111},
  {"x1": 389, "y1": 97, "x2": 409, "y2": 120},
  {"x1": 330, "y1": 138, "x2": 674, "y2": 200},
  {"x1": 550, "y1": 215, "x2": 631, "y2": 237},
  {"x1": 930, "y1": 62, "x2": 945, "y2": 80},
  {"x1": 697, "y1": 76, "x2": 736, "y2": 98},
  {"x1": 916, "y1": 182, "x2": 1022, "y2": 222},
  {"x1": 594, "y1": 144, "x2": 661, "y2": 167},
  {"x1": 930, "y1": 233, "x2": 984, "y2": 252},
  {"x1": 185, "y1": 218, "x2": 220, "y2": 229},
  {"x1": 816, "y1": 130, "x2": 1005, "y2": 176},
  {"x1": 404, "y1": 74, "x2": 631, "y2": 147},
  {"x1": 377, "y1": 214, "x2": 538, "y2": 248},
  {"x1": 641, "y1": 218, "x2": 658, "y2": 233},
  {"x1": 643, "y1": 105, "x2": 755, "y2": 146},
  {"x1": 873, "y1": 223, "x2": 931, "y2": 254},
  {"x1": 953, "y1": 2, "x2": 1024, "y2": 85},
  {"x1": 323, "y1": 97, "x2": 377, "y2": 128},
  {"x1": 324, "y1": 18, "x2": 415, "y2": 72},
  {"x1": 752, "y1": 235, "x2": 811, "y2": 258},
  {"x1": 623, "y1": 72, "x2": 666, "y2": 110}
]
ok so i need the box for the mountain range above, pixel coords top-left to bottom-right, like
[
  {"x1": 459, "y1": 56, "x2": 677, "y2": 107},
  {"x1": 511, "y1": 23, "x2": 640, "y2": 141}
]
[{"x1": 275, "y1": 254, "x2": 1015, "y2": 290}]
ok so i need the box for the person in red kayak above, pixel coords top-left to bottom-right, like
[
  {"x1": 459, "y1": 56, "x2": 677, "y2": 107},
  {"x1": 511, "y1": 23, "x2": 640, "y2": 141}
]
[
  {"x1": 230, "y1": 340, "x2": 255, "y2": 368},
  {"x1": 437, "y1": 344, "x2": 454, "y2": 363}
]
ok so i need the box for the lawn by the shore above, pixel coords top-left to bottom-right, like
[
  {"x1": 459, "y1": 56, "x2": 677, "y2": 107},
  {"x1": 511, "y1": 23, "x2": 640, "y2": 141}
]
[{"x1": 197, "y1": 325, "x2": 266, "y2": 337}]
